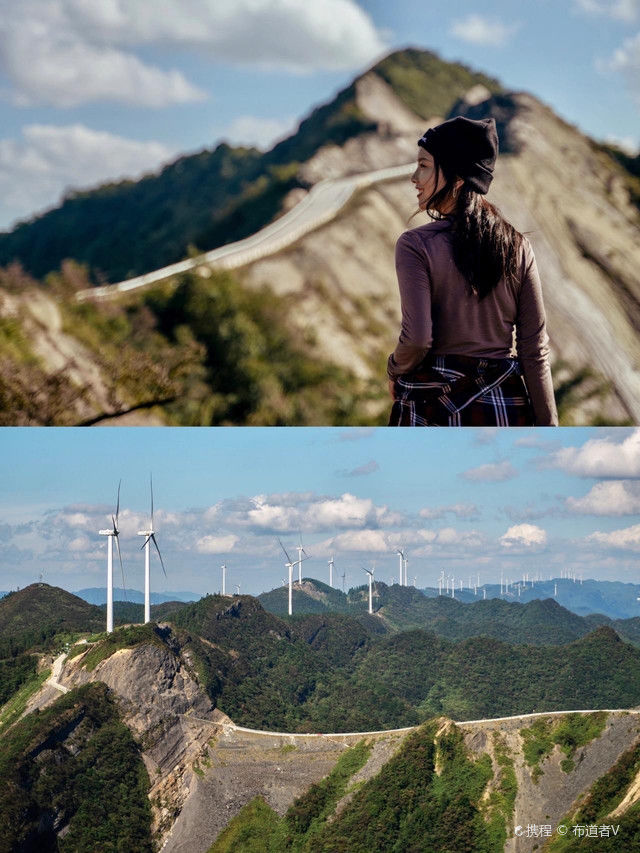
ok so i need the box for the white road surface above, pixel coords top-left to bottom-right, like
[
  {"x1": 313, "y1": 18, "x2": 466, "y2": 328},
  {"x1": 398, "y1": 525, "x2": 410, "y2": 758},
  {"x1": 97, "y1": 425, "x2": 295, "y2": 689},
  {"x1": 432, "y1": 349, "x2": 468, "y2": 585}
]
[
  {"x1": 79, "y1": 163, "x2": 413, "y2": 301},
  {"x1": 222, "y1": 709, "x2": 637, "y2": 739},
  {"x1": 47, "y1": 652, "x2": 69, "y2": 694}
]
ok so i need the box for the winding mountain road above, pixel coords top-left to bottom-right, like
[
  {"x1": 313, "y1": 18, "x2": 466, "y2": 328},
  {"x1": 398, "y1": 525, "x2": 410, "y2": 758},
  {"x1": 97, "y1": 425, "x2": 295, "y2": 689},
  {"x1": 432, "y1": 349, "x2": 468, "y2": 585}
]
[
  {"x1": 79, "y1": 163, "x2": 413, "y2": 301},
  {"x1": 183, "y1": 708, "x2": 640, "y2": 740}
]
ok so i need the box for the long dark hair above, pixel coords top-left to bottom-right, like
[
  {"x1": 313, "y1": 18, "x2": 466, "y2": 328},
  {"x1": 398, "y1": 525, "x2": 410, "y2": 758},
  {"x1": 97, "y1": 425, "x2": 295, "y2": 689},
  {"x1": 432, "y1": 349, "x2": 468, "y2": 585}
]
[{"x1": 424, "y1": 162, "x2": 523, "y2": 300}]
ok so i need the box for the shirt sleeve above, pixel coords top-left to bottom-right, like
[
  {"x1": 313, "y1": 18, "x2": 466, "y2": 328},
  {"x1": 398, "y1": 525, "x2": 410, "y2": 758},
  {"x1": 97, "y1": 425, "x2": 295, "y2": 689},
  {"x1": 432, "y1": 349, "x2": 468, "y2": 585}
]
[
  {"x1": 387, "y1": 230, "x2": 433, "y2": 379},
  {"x1": 516, "y1": 242, "x2": 559, "y2": 426}
]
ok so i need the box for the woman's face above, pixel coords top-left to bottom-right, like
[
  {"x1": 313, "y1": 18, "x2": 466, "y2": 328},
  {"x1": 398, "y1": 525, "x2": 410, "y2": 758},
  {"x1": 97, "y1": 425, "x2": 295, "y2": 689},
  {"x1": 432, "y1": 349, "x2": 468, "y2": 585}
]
[{"x1": 412, "y1": 147, "x2": 445, "y2": 210}]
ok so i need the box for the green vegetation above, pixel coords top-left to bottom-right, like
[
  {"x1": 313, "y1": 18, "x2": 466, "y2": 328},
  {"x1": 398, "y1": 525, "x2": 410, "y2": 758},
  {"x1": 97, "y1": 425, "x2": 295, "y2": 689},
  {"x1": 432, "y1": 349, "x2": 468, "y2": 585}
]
[
  {"x1": 285, "y1": 740, "x2": 372, "y2": 845},
  {"x1": 208, "y1": 741, "x2": 372, "y2": 852},
  {"x1": 374, "y1": 47, "x2": 503, "y2": 122},
  {"x1": 520, "y1": 713, "x2": 608, "y2": 782},
  {"x1": 545, "y1": 738, "x2": 640, "y2": 851},
  {"x1": 0, "y1": 47, "x2": 505, "y2": 286},
  {"x1": 483, "y1": 733, "x2": 518, "y2": 849},
  {"x1": 209, "y1": 724, "x2": 508, "y2": 852},
  {"x1": 0, "y1": 682, "x2": 153, "y2": 853},
  {"x1": 208, "y1": 797, "x2": 287, "y2": 853},
  {"x1": 80, "y1": 623, "x2": 169, "y2": 671},
  {"x1": 57, "y1": 270, "x2": 379, "y2": 425},
  {"x1": 0, "y1": 667, "x2": 50, "y2": 733},
  {"x1": 0, "y1": 584, "x2": 104, "y2": 655},
  {"x1": 0, "y1": 652, "x2": 38, "y2": 705},
  {"x1": 304, "y1": 721, "x2": 498, "y2": 852},
  {"x1": 599, "y1": 142, "x2": 640, "y2": 213},
  {"x1": 161, "y1": 594, "x2": 640, "y2": 733}
]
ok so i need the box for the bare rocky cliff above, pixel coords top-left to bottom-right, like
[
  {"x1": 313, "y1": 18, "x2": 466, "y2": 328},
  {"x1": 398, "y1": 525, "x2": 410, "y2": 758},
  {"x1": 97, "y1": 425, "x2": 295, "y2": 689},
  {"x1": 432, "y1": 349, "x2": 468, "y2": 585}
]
[
  {"x1": 241, "y1": 86, "x2": 640, "y2": 424},
  {"x1": 21, "y1": 634, "x2": 640, "y2": 852}
]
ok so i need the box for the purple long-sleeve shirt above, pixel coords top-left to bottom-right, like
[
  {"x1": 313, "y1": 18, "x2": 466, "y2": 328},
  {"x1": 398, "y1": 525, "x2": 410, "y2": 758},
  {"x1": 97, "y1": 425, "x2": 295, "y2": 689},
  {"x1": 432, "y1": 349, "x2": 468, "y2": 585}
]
[{"x1": 387, "y1": 219, "x2": 558, "y2": 426}]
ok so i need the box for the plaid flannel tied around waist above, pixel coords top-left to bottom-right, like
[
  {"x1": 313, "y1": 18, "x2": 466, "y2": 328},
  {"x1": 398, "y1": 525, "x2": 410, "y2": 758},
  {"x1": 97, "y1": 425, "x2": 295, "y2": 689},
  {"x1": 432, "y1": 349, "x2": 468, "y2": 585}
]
[{"x1": 389, "y1": 354, "x2": 534, "y2": 426}]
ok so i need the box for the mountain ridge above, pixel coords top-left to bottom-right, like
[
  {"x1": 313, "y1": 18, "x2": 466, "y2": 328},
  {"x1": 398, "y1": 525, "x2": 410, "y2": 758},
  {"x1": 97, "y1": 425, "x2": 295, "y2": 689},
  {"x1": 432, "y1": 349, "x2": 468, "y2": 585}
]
[
  {"x1": 0, "y1": 47, "x2": 638, "y2": 424},
  {"x1": 4, "y1": 582, "x2": 640, "y2": 850}
]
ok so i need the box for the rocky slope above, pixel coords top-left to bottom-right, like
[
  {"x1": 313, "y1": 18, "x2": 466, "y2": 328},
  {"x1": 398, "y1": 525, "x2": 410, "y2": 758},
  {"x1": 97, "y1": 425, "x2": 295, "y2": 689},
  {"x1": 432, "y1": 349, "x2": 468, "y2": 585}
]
[
  {"x1": 19, "y1": 623, "x2": 640, "y2": 852},
  {"x1": 239, "y1": 82, "x2": 640, "y2": 424},
  {"x1": 1, "y1": 55, "x2": 639, "y2": 424}
]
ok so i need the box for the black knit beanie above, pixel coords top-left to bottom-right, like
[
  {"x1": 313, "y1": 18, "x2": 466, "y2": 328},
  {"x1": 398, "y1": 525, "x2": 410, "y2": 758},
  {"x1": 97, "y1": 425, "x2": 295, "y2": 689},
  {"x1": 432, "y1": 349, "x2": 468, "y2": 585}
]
[{"x1": 418, "y1": 116, "x2": 498, "y2": 194}]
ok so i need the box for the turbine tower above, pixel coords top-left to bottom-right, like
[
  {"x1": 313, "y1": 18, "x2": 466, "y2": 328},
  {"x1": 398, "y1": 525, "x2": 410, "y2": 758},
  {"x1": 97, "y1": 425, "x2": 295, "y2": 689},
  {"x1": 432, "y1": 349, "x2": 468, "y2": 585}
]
[
  {"x1": 328, "y1": 555, "x2": 334, "y2": 588},
  {"x1": 221, "y1": 563, "x2": 227, "y2": 596},
  {"x1": 137, "y1": 474, "x2": 166, "y2": 624},
  {"x1": 396, "y1": 548, "x2": 405, "y2": 586},
  {"x1": 296, "y1": 534, "x2": 308, "y2": 584},
  {"x1": 363, "y1": 567, "x2": 375, "y2": 614},
  {"x1": 278, "y1": 538, "x2": 294, "y2": 616},
  {"x1": 98, "y1": 481, "x2": 126, "y2": 634}
]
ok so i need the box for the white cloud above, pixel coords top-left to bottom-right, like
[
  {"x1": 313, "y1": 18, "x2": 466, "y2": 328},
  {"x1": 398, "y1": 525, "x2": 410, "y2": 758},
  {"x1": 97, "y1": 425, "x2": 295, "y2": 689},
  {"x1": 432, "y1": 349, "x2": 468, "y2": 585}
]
[
  {"x1": 450, "y1": 14, "x2": 520, "y2": 47},
  {"x1": 59, "y1": 511, "x2": 92, "y2": 528},
  {"x1": 68, "y1": 535, "x2": 91, "y2": 552},
  {"x1": 607, "y1": 31, "x2": 640, "y2": 106},
  {"x1": 0, "y1": 124, "x2": 175, "y2": 228},
  {"x1": 551, "y1": 429, "x2": 640, "y2": 477},
  {"x1": 604, "y1": 133, "x2": 640, "y2": 154},
  {"x1": 588, "y1": 523, "x2": 640, "y2": 550},
  {"x1": 567, "y1": 481, "x2": 640, "y2": 515},
  {"x1": 330, "y1": 529, "x2": 388, "y2": 552},
  {"x1": 462, "y1": 461, "x2": 517, "y2": 482},
  {"x1": 574, "y1": 0, "x2": 639, "y2": 20},
  {"x1": 245, "y1": 492, "x2": 400, "y2": 532},
  {"x1": 419, "y1": 503, "x2": 478, "y2": 520},
  {"x1": 1, "y1": 0, "x2": 385, "y2": 109},
  {"x1": 500, "y1": 524, "x2": 547, "y2": 549},
  {"x1": 196, "y1": 534, "x2": 239, "y2": 554},
  {"x1": 217, "y1": 115, "x2": 298, "y2": 150}
]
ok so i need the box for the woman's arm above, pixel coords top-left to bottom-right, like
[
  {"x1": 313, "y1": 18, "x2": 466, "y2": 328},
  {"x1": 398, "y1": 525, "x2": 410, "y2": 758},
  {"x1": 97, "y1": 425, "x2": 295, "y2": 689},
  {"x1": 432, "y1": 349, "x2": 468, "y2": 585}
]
[
  {"x1": 387, "y1": 231, "x2": 433, "y2": 379},
  {"x1": 516, "y1": 244, "x2": 559, "y2": 426}
]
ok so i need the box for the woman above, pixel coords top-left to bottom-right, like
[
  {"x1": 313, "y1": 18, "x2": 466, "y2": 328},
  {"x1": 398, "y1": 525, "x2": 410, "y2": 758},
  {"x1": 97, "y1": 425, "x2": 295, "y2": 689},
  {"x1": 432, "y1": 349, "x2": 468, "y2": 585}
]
[{"x1": 387, "y1": 115, "x2": 558, "y2": 426}]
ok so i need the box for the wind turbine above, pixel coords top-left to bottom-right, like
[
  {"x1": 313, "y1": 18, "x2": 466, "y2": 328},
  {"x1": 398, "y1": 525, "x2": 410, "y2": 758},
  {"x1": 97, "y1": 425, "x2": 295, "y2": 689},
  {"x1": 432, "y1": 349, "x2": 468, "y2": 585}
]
[
  {"x1": 341, "y1": 570, "x2": 346, "y2": 592},
  {"x1": 363, "y1": 567, "x2": 375, "y2": 614},
  {"x1": 296, "y1": 534, "x2": 308, "y2": 584},
  {"x1": 396, "y1": 548, "x2": 405, "y2": 586},
  {"x1": 99, "y1": 481, "x2": 126, "y2": 634},
  {"x1": 221, "y1": 563, "x2": 227, "y2": 596},
  {"x1": 137, "y1": 475, "x2": 166, "y2": 624},
  {"x1": 278, "y1": 538, "x2": 295, "y2": 616},
  {"x1": 328, "y1": 555, "x2": 334, "y2": 588},
  {"x1": 235, "y1": 583, "x2": 240, "y2": 595}
]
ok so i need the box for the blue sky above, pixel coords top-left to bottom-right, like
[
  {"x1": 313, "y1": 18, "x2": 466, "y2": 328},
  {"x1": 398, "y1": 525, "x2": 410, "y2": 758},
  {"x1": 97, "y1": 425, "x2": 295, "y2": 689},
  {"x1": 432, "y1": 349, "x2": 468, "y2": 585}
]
[
  {"x1": 0, "y1": 0, "x2": 638, "y2": 230},
  {"x1": 1, "y1": 427, "x2": 639, "y2": 596}
]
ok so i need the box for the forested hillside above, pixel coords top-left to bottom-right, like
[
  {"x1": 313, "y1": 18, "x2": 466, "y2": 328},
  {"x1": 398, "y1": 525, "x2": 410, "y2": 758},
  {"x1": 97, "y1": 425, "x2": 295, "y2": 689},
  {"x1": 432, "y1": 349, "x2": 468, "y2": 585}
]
[
  {"x1": 0, "y1": 49, "x2": 502, "y2": 284},
  {"x1": 4, "y1": 583, "x2": 640, "y2": 851}
]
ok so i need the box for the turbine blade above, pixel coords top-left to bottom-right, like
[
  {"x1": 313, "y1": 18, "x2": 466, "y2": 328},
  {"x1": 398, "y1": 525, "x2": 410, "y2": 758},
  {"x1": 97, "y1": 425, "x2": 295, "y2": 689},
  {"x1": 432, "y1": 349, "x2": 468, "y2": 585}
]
[
  {"x1": 111, "y1": 514, "x2": 117, "y2": 534},
  {"x1": 115, "y1": 480, "x2": 121, "y2": 525},
  {"x1": 115, "y1": 534, "x2": 127, "y2": 601},
  {"x1": 151, "y1": 533, "x2": 167, "y2": 578},
  {"x1": 277, "y1": 536, "x2": 292, "y2": 564},
  {"x1": 140, "y1": 535, "x2": 151, "y2": 550}
]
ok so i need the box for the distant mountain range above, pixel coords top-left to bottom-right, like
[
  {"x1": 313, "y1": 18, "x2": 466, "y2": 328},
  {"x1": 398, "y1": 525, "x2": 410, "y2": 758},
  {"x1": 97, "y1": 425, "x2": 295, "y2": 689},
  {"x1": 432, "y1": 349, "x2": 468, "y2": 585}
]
[
  {"x1": 1, "y1": 46, "x2": 638, "y2": 425},
  {"x1": 74, "y1": 586, "x2": 199, "y2": 605},
  {"x1": 258, "y1": 575, "x2": 640, "y2": 622}
]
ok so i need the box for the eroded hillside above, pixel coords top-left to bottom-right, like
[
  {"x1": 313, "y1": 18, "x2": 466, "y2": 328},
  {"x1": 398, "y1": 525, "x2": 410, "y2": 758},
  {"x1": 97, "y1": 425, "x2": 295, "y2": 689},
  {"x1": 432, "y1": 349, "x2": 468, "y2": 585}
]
[{"x1": 0, "y1": 51, "x2": 638, "y2": 424}]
